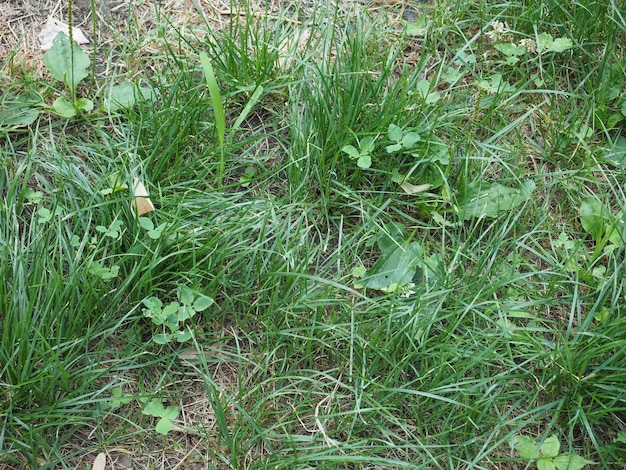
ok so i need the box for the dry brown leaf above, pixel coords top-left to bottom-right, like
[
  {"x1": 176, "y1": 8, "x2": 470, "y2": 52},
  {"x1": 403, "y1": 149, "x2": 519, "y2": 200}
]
[
  {"x1": 132, "y1": 178, "x2": 155, "y2": 215},
  {"x1": 39, "y1": 17, "x2": 89, "y2": 51}
]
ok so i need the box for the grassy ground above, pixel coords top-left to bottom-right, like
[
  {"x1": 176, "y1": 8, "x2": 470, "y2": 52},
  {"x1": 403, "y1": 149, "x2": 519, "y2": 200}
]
[{"x1": 1, "y1": 0, "x2": 626, "y2": 468}]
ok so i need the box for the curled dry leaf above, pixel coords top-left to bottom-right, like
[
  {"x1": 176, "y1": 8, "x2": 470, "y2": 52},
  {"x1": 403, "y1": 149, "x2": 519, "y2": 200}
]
[
  {"x1": 132, "y1": 178, "x2": 155, "y2": 216},
  {"x1": 39, "y1": 17, "x2": 89, "y2": 51}
]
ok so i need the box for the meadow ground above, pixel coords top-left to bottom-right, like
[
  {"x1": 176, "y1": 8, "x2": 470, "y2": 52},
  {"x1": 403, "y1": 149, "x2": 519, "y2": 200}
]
[{"x1": 1, "y1": 0, "x2": 626, "y2": 468}]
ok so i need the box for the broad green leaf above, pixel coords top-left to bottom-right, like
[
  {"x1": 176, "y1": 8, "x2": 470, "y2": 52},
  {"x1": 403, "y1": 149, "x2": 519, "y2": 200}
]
[
  {"x1": 52, "y1": 96, "x2": 76, "y2": 118},
  {"x1": 37, "y1": 207, "x2": 53, "y2": 224},
  {"x1": 138, "y1": 217, "x2": 154, "y2": 231},
  {"x1": 410, "y1": 133, "x2": 449, "y2": 164},
  {"x1": 478, "y1": 73, "x2": 515, "y2": 94},
  {"x1": 386, "y1": 143, "x2": 403, "y2": 153},
  {"x1": 537, "y1": 33, "x2": 573, "y2": 54},
  {"x1": 537, "y1": 32, "x2": 554, "y2": 53},
  {"x1": 388, "y1": 124, "x2": 403, "y2": 142},
  {"x1": 24, "y1": 188, "x2": 43, "y2": 203},
  {"x1": 75, "y1": 97, "x2": 93, "y2": 112},
  {"x1": 416, "y1": 80, "x2": 440, "y2": 104},
  {"x1": 142, "y1": 399, "x2": 165, "y2": 417},
  {"x1": 153, "y1": 333, "x2": 171, "y2": 344},
  {"x1": 537, "y1": 458, "x2": 557, "y2": 470},
  {"x1": 155, "y1": 417, "x2": 174, "y2": 435},
  {"x1": 88, "y1": 263, "x2": 119, "y2": 280},
  {"x1": 362, "y1": 241, "x2": 422, "y2": 291},
  {"x1": 360, "y1": 136, "x2": 376, "y2": 153},
  {"x1": 377, "y1": 222, "x2": 408, "y2": 255},
  {"x1": 163, "y1": 405, "x2": 179, "y2": 420},
  {"x1": 458, "y1": 180, "x2": 535, "y2": 220},
  {"x1": 401, "y1": 131, "x2": 421, "y2": 148},
  {"x1": 109, "y1": 387, "x2": 133, "y2": 408},
  {"x1": 514, "y1": 435, "x2": 539, "y2": 460},
  {"x1": 147, "y1": 223, "x2": 166, "y2": 240},
  {"x1": 174, "y1": 330, "x2": 193, "y2": 342},
  {"x1": 43, "y1": 32, "x2": 90, "y2": 94},
  {"x1": 177, "y1": 305, "x2": 196, "y2": 322},
  {"x1": 162, "y1": 302, "x2": 180, "y2": 325},
  {"x1": 143, "y1": 296, "x2": 163, "y2": 311},
  {"x1": 547, "y1": 37, "x2": 573, "y2": 53},
  {"x1": 405, "y1": 16, "x2": 427, "y2": 36},
  {"x1": 0, "y1": 92, "x2": 43, "y2": 130},
  {"x1": 193, "y1": 295, "x2": 214, "y2": 311},
  {"x1": 357, "y1": 154, "x2": 372, "y2": 169},
  {"x1": 400, "y1": 181, "x2": 431, "y2": 194},
  {"x1": 541, "y1": 435, "x2": 561, "y2": 458},
  {"x1": 178, "y1": 286, "x2": 195, "y2": 305},
  {"x1": 579, "y1": 197, "x2": 607, "y2": 242},
  {"x1": 605, "y1": 135, "x2": 626, "y2": 167},
  {"x1": 494, "y1": 43, "x2": 526, "y2": 57},
  {"x1": 341, "y1": 145, "x2": 361, "y2": 160},
  {"x1": 553, "y1": 454, "x2": 591, "y2": 470},
  {"x1": 106, "y1": 82, "x2": 154, "y2": 111}
]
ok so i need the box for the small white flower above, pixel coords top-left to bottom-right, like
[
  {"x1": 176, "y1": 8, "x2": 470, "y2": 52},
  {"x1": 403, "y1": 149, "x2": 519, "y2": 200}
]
[
  {"x1": 519, "y1": 38, "x2": 537, "y2": 54},
  {"x1": 485, "y1": 21, "x2": 510, "y2": 42}
]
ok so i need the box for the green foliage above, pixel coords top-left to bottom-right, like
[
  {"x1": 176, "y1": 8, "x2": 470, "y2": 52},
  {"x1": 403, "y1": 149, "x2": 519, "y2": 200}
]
[
  {"x1": 514, "y1": 435, "x2": 591, "y2": 469},
  {"x1": 342, "y1": 135, "x2": 376, "y2": 169},
  {"x1": 43, "y1": 32, "x2": 93, "y2": 116},
  {"x1": 142, "y1": 286, "x2": 214, "y2": 344},
  {"x1": 141, "y1": 399, "x2": 180, "y2": 435},
  {"x1": 353, "y1": 223, "x2": 440, "y2": 293},
  {"x1": 105, "y1": 82, "x2": 154, "y2": 112},
  {"x1": 1, "y1": 0, "x2": 626, "y2": 467},
  {"x1": 457, "y1": 180, "x2": 536, "y2": 220}
]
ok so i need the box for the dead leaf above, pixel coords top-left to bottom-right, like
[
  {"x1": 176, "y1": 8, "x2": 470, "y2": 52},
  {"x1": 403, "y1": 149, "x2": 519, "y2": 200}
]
[
  {"x1": 400, "y1": 181, "x2": 431, "y2": 194},
  {"x1": 132, "y1": 178, "x2": 155, "y2": 215},
  {"x1": 39, "y1": 17, "x2": 89, "y2": 51},
  {"x1": 92, "y1": 453, "x2": 106, "y2": 470}
]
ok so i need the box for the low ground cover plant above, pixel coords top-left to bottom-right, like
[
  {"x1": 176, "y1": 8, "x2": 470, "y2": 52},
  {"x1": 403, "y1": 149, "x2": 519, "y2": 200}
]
[{"x1": 1, "y1": 0, "x2": 625, "y2": 468}]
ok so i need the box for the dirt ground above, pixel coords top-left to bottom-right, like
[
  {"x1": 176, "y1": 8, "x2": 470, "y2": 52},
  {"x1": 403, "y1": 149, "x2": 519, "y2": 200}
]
[{"x1": 0, "y1": 0, "x2": 420, "y2": 76}]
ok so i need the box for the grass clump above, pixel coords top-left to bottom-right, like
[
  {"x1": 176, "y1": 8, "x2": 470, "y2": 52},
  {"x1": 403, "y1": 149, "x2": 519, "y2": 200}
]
[{"x1": 1, "y1": 0, "x2": 625, "y2": 468}]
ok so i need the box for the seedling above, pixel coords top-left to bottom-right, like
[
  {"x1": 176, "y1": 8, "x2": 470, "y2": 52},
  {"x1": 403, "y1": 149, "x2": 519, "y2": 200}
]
[
  {"x1": 108, "y1": 387, "x2": 133, "y2": 409},
  {"x1": 513, "y1": 434, "x2": 590, "y2": 470},
  {"x1": 142, "y1": 285, "x2": 214, "y2": 344},
  {"x1": 342, "y1": 135, "x2": 377, "y2": 169},
  {"x1": 385, "y1": 124, "x2": 450, "y2": 195},
  {"x1": 95, "y1": 220, "x2": 125, "y2": 239},
  {"x1": 415, "y1": 79, "x2": 441, "y2": 104},
  {"x1": 353, "y1": 222, "x2": 440, "y2": 293},
  {"x1": 43, "y1": 32, "x2": 93, "y2": 117},
  {"x1": 141, "y1": 398, "x2": 180, "y2": 435},
  {"x1": 88, "y1": 262, "x2": 120, "y2": 281},
  {"x1": 579, "y1": 196, "x2": 625, "y2": 259},
  {"x1": 138, "y1": 217, "x2": 166, "y2": 239}
]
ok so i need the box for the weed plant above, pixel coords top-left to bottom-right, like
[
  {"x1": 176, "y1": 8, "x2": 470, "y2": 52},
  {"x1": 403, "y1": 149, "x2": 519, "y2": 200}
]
[{"x1": 1, "y1": 0, "x2": 625, "y2": 468}]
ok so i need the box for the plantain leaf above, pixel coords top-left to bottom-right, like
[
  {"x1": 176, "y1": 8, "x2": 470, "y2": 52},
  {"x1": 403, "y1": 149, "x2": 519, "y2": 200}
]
[{"x1": 43, "y1": 32, "x2": 90, "y2": 94}]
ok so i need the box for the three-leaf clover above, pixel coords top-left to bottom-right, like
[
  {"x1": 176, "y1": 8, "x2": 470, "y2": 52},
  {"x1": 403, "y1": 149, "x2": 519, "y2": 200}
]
[
  {"x1": 142, "y1": 399, "x2": 179, "y2": 435},
  {"x1": 342, "y1": 135, "x2": 376, "y2": 169},
  {"x1": 514, "y1": 434, "x2": 590, "y2": 470}
]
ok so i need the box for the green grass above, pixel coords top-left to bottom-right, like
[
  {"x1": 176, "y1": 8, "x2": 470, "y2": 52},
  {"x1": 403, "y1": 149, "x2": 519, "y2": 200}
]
[{"x1": 1, "y1": 0, "x2": 626, "y2": 468}]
